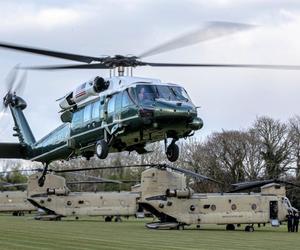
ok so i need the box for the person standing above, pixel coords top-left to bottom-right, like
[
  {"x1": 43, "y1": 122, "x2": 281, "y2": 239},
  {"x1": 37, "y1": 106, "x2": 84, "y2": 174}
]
[
  {"x1": 287, "y1": 212, "x2": 293, "y2": 232},
  {"x1": 293, "y1": 212, "x2": 299, "y2": 233}
]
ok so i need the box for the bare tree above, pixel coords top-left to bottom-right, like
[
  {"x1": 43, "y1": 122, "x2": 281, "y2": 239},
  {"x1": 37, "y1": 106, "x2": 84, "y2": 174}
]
[
  {"x1": 252, "y1": 116, "x2": 293, "y2": 179},
  {"x1": 288, "y1": 115, "x2": 300, "y2": 177}
]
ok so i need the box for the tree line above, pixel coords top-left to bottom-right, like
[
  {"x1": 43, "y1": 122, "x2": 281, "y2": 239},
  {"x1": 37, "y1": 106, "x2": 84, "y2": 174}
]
[{"x1": 1, "y1": 115, "x2": 300, "y2": 206}]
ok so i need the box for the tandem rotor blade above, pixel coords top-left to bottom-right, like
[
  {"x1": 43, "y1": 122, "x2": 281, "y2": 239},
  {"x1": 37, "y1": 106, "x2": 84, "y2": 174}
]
[
  {"x1": 66, "y1": 172, "x2": 122, "y2": 184},
  {"x1": 139, "y1": 21, "x2": 254, "y2": 58},
  {"x1": 0, "y1": 42, "x2": 103, "y2": 63},
  {"x1": 163, "y1": 164, "x2": 221, "y2": 184},
  {"x1": 229, "y1": 179, "x2": 300, "y2": 193},
  {"x1": 51, "y1": 163, "x2": 220, "y2": 184},
  {"x1": 0, "y1": 168, "x2": 42, "y2": 175}
]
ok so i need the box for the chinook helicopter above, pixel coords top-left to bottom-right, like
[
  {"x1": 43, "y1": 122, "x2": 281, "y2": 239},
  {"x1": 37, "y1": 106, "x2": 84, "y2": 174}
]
[
  {"x1": 22, "y1": 164, "x2": 215, "y2": 221},
  {"x1": 0, "y1": 168, "x2": 131, "y2": 219},
  {"x1": 52, "y1": 164, "x2": 299, "y2": 232},
  {"x1": 1, "y1": 21, "x2": 300, "y2": 187},
  {"x1": 0, "y1": 185, "x2": 36, "y2": 216}
]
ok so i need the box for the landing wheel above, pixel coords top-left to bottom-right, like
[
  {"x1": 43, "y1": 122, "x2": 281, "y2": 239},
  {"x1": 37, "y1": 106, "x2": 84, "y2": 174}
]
[
  {"x1": 245, "y1": 225, "x2": 254, "y2": 232},
  {"x1": 177, "y1": 224, "x2": 184, "y2": 230},
  {"x1": 114, "y1": 216, "x2": 122, "y2": 222},
  {"x1": 95, "y1": 140, "x2": 109, "y2": 159},
  {"x1": 105, "y1": 216, "x2": 113, "y2": 222},
  {"x1": 166, "y1": 143, "x2": 179, "y2": 162},
  {"x1": 226, "y1": 224, "x2": 235, "y2": 231}
]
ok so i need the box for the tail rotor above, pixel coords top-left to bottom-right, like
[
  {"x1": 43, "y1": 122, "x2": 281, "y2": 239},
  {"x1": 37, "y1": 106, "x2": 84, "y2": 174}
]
[{"x1": 1, "y1": 66, "x2": 27, "y2": 117}]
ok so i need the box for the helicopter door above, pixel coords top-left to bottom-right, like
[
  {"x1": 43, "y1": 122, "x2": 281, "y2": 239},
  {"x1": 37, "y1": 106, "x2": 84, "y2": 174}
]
[
  {"x1": 114, "y1": 92, "x2": 122, "y2": 122},
  {"x1": 120, "y1": 90, "x2": 137, "y2": 125},
  {"x1": 270, "y1": 201, "x2": 279, "y2": 227},
  {"x1": 105, "y1": 94, "x2": 116, "y2": 126}
]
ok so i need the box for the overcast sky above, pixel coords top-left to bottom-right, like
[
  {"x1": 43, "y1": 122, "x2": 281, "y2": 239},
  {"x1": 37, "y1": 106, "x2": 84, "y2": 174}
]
[{"x1": 1, "y1": 0, "x2": 300, "y2": 143}]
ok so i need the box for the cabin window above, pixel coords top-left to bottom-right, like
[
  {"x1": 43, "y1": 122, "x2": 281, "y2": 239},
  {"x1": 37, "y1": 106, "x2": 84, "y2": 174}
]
[
  {"x1": 203, "y1": 204, "x2": 210, "y2": 209},
  {"x1": 92, "y1": 101, "x2": 100, "y2": 120},
  {"x1": 115, "y1": 92, "x2": 122, "y2": 112},
  {"x1": 83, "y1": 104, "x2": 92, "y2": 123},
  {"x1": 122, "y1": 91, "x2": 133, "y2": 107},
  {"x1": 211, "y1": 204, "x2": 216, "y2": 211},
  {"x1": 107, "y1": 95, "x2": 116, "y2": 114},
  {"x1": 72, "y1": 109, "x2": 84, "y2": 128},
  {"x1": 231, "y1": 204, "x2": 237, "y2": 211}
]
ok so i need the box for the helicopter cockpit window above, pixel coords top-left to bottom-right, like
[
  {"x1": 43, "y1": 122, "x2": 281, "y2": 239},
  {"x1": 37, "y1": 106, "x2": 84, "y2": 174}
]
[
  {"x1": 170, "y1": 86, "x2": 191, "y2": 102},
  {"x1": 136, "y1": 85, "x2": 157, "y2": 104},
  {"x1": 156, "y1": 85, "x2": 176, "y2": 101}
]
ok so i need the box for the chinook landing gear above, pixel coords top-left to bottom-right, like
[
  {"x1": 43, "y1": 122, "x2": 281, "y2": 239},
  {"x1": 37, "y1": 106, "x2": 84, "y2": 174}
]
[
  {"x1": 245, "y1": 225, "x2": 254, "y2": 232},
  {"x1": 105, "y1": 216, "x2": 113, "y2": 222},
  {"x1": 226, "y1": 224, "x2": 235, "y2": 231},
  {"x1": 165, "y1": 138, "x2": 179, "y2": 162}
]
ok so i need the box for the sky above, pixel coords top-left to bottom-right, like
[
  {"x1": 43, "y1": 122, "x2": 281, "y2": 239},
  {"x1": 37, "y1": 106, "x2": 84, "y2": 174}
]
[{"x1": 1, "y1": 0, "x2": 300, "y2": 142}]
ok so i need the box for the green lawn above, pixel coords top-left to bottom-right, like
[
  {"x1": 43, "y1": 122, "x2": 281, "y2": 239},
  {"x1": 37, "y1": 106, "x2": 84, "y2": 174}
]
[{"x1": 0, "y1": 214, "x2": 298, "y2": 250}]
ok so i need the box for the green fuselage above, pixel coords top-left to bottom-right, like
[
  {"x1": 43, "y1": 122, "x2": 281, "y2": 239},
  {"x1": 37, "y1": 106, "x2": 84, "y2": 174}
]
[{"x1": 9, "y1": 83, "x2": 203, "y2": 164}]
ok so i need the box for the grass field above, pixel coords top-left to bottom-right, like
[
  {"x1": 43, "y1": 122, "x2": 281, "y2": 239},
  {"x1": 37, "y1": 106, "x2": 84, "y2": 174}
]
[{"x1": 0, "y1": 214, "x2": 298, "y2": 250}]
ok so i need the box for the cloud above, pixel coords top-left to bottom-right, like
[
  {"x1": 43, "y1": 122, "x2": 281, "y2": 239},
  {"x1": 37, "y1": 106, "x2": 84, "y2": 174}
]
[
  {"x1": 1, "y1": 0, "x2": 300, "y2": 143},
  {"x1": 0, "y1": 3, "x2": 84, "y2": 33}
]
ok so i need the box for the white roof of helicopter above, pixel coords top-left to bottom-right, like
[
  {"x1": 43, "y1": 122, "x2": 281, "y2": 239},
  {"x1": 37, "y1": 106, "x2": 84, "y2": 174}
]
[{"x1": 103, "y1": 76, "x2": 180, "y2": 94}]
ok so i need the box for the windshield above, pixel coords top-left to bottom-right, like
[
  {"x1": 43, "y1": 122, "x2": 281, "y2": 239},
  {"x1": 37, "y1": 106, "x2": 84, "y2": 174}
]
[{"x1": 135, "y1": 84, "x2": 190, "y2": 104}]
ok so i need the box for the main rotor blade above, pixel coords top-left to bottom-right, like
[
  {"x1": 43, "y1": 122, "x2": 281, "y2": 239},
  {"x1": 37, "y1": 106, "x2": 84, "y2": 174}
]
[
  {"x1": 143, "y1": 62, "x2": 300, "y2": 70},
  {"x1": 21, "y1": 63, "x2": 110, "y2": 70},
  {"x1": 0, "y1": 42, "x2": 102, "y2": 63},
  {"x1": 139, "y1": 21, "x2": 254, "y2": 58}
]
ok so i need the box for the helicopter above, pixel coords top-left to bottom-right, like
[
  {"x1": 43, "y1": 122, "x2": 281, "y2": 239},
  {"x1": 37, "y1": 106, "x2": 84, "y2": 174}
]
[
  {"x1": 0, "y1": 168, "x2": 143, "y2": 221},
  {"x1": 1, "y1": 21, "x2": 300, "y2": 187},
  {"x1": 27, "y1": 172, "x2": 142, "y2": 221},
  {"x1": 50, "y1": 164, "x2": 299, "y2": 232},
  {"x1": 0, "y1": 187, "x2": 36, "y2": 216},
  {"x1": 19, "y1": 164, "x2": 213, "y2": 222}
]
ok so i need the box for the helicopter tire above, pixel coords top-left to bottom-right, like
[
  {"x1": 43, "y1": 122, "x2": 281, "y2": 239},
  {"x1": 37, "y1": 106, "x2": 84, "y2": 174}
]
[
  {"x1": 226, "y1": 224, "x2": 235, "y2": 231},
  {"x1": 166, "y1": 143, "x2": 179, "y2": 162},
  {"x1": 105, "y1": 216, "x2": 113, "y2": 222},
  {"x1": 114, "y1": 216, "x2": 122, "y2": 222},
  {"x1": 245, "y1": 225, "x2": 254, "y2": 232},
  {"x1": 96, "y1": 140, "x2": 109, "y2": 159}
]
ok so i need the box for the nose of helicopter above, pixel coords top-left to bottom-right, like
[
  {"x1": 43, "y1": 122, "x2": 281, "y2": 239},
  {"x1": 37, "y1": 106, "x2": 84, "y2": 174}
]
[{"x1": 188, "y1": 117, "x2": 203, "y2": 130}]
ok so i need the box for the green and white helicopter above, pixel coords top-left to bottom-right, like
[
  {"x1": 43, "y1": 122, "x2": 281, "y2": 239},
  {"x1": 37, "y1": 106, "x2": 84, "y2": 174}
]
[{"x1": 1, "y1": 22, "x2": 300, "y2": 186}]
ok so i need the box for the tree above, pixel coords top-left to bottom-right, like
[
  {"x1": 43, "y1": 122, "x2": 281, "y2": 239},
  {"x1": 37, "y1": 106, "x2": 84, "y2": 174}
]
[
  {"x1": 288, "y1": 115, "x2": 300, "y2": 177},
  {"x1": 252, "y1": 116, "x2": 293, "y2": 179}
]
